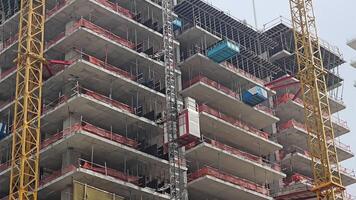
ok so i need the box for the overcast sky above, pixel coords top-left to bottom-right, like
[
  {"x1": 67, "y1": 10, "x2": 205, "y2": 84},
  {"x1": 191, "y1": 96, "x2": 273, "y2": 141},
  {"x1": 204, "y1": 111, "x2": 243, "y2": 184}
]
[{"x1": 208, "y1": 0, "x2": 356, "y2": 195}]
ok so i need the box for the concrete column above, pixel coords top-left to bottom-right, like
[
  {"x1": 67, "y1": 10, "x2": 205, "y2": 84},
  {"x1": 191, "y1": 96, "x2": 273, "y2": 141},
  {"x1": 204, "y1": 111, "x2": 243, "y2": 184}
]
[
  {"x1": 63, "y1": 114, "x2": 81, "y2": 130},
  {"x1": 65, "y1": 49, "x2": 80, "y2": 61},
  {"x1": 61, "y1": 147, "x2": 81, "y2": 169},
  {"x1": 60, "y1": 186, "x2": 72, "y2": 200}
]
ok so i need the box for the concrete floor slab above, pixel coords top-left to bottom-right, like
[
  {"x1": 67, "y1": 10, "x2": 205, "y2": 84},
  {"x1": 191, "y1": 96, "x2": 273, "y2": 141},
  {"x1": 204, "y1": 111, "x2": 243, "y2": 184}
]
[
  {"x1": 42, "y1": 93, "x2": 159, "y2": 134},
  {"x1": 47, "y1": 27, "x2": 169, "y2": 78},
  {"x1": 276, "y1": 99, "x2": 350, "y2": 137},
  {"x1": 188, "y1": 175, "x2": 273, "y2": 200},
  {"x1": 179, "y1": 53, "x2": 275, "y2": 96},
  {"x1": 38, "y1": 167, "x2": 169, "y2": 200},
  {"x1": 199, "y1": 112, "x2": 282, "y2": 156},
  {"x1": 281, "y1": 152, "x2": 356, "y2": 186},
  {"x1": 277, "y1": 125, "x2": 354, "y2": 161},
  {"x1": 44, "y1": 59, "x2": 165, "y2": 103},
  {"x1": 176, "y1": 25, "x2": 221, "y2": 48},
  {"x1": 186, "y1": 142, "x2": 285, "y2": 185},
  {"x1": 273, "y1": 182, "x2": 315, "y2": 200},
  {"x1": 182, "y1": 81, "x2": 279, "y2": 129}
]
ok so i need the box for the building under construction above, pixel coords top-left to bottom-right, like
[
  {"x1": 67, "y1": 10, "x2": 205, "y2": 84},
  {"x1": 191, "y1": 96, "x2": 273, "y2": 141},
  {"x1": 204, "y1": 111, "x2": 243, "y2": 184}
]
[{"x1": 0, "y1": 0, "x2": 354, "y2": 199}]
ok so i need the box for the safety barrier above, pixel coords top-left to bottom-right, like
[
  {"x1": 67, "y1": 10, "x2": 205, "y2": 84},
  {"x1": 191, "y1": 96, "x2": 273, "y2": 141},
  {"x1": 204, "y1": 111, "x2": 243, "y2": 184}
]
[
  {"x1": 183, "y1": 75, "x2": 240, "y2": 100},
  {"x1": 185, "y1": 137, "x2": 281, "y2": 171},
  {"x1": 79, "y1": 159, "x2": 139, "y2": 185},
  {"x1": 41, "y1": 121, "x2": 138, "y2": 149},
  {"x1": 94, "y1": 0, "x2": 134, "y2": 19},
  {"x1": 40, "y1": 164, "x2": 77, "y2": 186},
  {"x1": 275, "y1": 93, "x2": 303, "y2": 106},
  {"x1": 188, "y1": 166, "x2": 269, "y2": 195},
  {"x1": 184, "y1": 76, "x2": 274, "y2": 115},
  {"x1": 332, "y1": 116, "x2": 349, "y2": 130},
  {"x1": 0, "y1": 161, "x2": 10, "y2": 173},
  {"x1": 46, "y1": 18, "x2": 134, "y2": 50},
  {"x1": 223, "y1": 62, "x2": 267, "y2": 86},
  {"x1": 283, "y1": 173, "x2": 313, "y2": 187},
  {"x1": 340, "y1": 166, "x2": 356, "y2": 178},
  {"x1": 198, "y1": 104, "x2": 269, "y2": 139},
  {"x1": 77, "y1": 51, "x2": 135, "y2": 80},
  {"x1": 278, "y1": 119, "x2": 306, "y2": 132},
  {"x1": 0, "y1": 66, "x2": 16, "y2": 80},
  {"x1": 42, "y1": 85, "x2": 133, "y2": 115},
  {"x1": 0, "y1": 33, "x2": 18, "y2": 52},
  {"x1": 0, "y1": 0, "x2": 71, "y2": 53}
]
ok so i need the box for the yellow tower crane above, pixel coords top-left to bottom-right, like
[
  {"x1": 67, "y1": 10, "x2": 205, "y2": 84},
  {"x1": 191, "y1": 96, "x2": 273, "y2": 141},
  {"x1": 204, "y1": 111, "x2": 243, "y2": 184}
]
[
  {"x1": 9, "y1": 0, "x2": 45, "y2": 199},
  {"x1": 289, "y1": 0, "x2": 345, "y2": 199}
]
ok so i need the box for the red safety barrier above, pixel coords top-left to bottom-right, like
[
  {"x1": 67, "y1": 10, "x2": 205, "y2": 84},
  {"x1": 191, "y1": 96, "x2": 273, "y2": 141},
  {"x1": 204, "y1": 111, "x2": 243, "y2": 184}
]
[
  {"x1": 0, "y1": 33, "x2": 18, "y2": 52},
  {"x1": 188, "y1": 166, "x2": 269, "y2": 195},
  {"x1": 275, "y1": 93, "x2": 303, "y2": 106},
  {"x1": 81, "y1": 87, "x2": 133, "y2": 113},
  {"x1": 183, "y1": 76, "x2": 274, "y2": 115},
  {"x1": 40, "y1": 164, "x2": 77, "y2": 186},
  {"x1": 94, "y1": 0, "x2": 134, "y2": 19},
  {"x1": 46, "y1": 18, "x2": 135, "y2": 50},
  {"x1": 340, "y1": 166, "x2": 356, "y2": 178},
  {"x1": 223, "y1": 62, "x2": 267, "y2": 86},
  {"x1": 46, "y1": 0, "x2": 71, "y2": 18},
  {"x1": 0, "y1": 161, "x2": 11, "y2": 173},
  {"x1": 79, "y1": 51, "x2": 135, "y2": 80},
  {"x1": 41, "y1": 121, "x2": 138, "y2": 149},
  {"x1": 0, "y1": 66, "x2": 16, "y2": 80},
  {"x1": 278, "y1": 119, "x2": 306, "y2": 132},
  {"x1": 183, "y1": 75, "x2": 240, "y2": 100},
  {"x1": 186, "y1": 137, "x2": 281, "y2": 172},
  {"x1": 283, "y1": 173, "x2": 313, "y2": 186},
  {"x1": 42, "y1": 85, "x2": 133, "y2": 114},
  {"x1": 80, "y1": 159, "x2": 139, "y2": 185},
  {"x1": 198, "y1": 104, "x2": 269, "y2": 139},
  {"x1": 332, "y1": 116, "x2": 349, "y2": 130}
]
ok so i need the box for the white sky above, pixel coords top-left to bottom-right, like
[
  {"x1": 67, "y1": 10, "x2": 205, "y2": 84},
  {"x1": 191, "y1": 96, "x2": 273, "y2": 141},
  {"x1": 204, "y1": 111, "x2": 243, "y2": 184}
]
[{"x1": 208, "y1": 0, "x2": 356, "y2": 195}]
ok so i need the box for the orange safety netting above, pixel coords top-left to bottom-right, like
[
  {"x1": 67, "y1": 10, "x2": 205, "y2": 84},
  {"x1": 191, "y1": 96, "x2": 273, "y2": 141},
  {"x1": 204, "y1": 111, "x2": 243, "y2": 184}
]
[
  {"x1": 94, "y1": 0, "x2": 134, "y2": 19},
  {"x1": 41, "y1": 122, "x2": 138, "y2": 149},
  {"x1": 80, "y1": 160, "x2": 139, "y2": 185},
  {"x1": 188, "y1": 166, "x2": 269, "y2": 195},
  {"x1": 198, "y1": 104, "x2": 269, "y2": 139},
  {"x1": 183, "y1": 75, "x2": 240, "y2": 100}
]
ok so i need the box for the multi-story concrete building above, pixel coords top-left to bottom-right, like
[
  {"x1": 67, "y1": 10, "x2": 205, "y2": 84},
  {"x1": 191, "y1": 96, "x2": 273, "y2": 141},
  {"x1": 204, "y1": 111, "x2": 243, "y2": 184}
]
[{"x1": 0, "y1": 0, "x2": 354, "y2": 199}]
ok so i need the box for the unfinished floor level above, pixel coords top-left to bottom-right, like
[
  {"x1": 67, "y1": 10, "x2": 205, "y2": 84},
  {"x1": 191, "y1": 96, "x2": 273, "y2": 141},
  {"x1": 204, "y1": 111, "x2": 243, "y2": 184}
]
[{"x1": 0, "y1": 0, "x2": 354, "y2": 199}]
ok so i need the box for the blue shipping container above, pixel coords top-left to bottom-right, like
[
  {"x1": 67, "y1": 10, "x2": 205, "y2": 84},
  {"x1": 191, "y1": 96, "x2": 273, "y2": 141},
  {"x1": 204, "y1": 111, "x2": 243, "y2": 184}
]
[
  {"x1": 173, "y1": 19, "x2": 182, "y2": 31},
  {"x1": 207, "y1": 40, "x2": 240, "y2": 63},
  {"x1": 242, "y1": 86, "x2": 268, "y2": 107}
]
